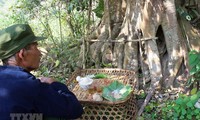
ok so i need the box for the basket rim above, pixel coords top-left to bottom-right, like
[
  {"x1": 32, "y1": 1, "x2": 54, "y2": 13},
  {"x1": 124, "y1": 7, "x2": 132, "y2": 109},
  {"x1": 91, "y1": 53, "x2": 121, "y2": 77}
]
[{"x1": 67, "y1": 68, "x2": 136, "y2": 105}]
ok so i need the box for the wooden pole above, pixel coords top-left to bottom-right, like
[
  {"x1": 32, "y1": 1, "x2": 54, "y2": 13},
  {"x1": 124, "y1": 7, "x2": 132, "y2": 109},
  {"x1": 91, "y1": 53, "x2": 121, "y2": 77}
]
[{"x1": 88, "y1": 37, "x2": 158, "y2": 43}]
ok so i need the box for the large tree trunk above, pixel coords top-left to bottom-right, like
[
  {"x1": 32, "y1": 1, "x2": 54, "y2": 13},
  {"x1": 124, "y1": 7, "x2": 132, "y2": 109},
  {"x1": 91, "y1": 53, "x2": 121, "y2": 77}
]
[{"x1": 80, "y1": 0, "x2": 200, "y2": 94}]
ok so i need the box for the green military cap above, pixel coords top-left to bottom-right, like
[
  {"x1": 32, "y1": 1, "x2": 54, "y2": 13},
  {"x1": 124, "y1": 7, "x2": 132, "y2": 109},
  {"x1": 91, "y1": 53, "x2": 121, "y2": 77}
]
[{"x1": 0, "y1": 24, "x2": 46, "y2": 59}]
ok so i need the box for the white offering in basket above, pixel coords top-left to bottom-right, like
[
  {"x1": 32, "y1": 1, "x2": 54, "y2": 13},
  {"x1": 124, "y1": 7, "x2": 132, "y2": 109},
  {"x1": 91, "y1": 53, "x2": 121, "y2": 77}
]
[{"x1": 76, "y1": 76, "x2": 93, "y2": 90}]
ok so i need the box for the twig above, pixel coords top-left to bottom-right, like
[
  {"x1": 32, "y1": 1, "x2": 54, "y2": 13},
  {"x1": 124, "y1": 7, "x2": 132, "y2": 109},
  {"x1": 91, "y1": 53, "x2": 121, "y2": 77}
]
[
  {"x1": 137, "y1": 87, "x2": 156, "y2": 116},
  {"x1": 88, "y1": 37, "x2": 158, "y2": 43}
]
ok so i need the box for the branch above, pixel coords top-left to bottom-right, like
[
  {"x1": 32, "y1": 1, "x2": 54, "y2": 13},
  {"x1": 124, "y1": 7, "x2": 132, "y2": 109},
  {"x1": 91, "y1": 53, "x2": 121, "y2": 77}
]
[
  {"x1": 137, "y1": 87, "x2": 155, "y2": 116},
  {"x1": 88, "y1": 37, "x2": 158, "y2": 43}
]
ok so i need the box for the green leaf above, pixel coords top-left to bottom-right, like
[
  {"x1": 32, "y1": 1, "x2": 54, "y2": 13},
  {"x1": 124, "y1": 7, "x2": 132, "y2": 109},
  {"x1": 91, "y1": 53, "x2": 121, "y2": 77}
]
[
  {"x1": 194, "y1": 109, "x2": 200, "y2": 114},
  {"x1": 173, "y1": 112, "x2": 179, "y2": 118},
  {"x1": 196, "y1": 63, "x2": 200, "y2": 71},
  {"x1": 197, "y1": 91, "x2": 200, "y2": 96},
  {"x1": 186, "y1": 101, "x2": 193, "y2": 107},
  {"x1": 54, "y1": 60, "x2": 60, "y2": 67},
  {"x1": 180, "y1": 115, "x2": 185, "y2": 119},
  {"x1": 93, "y1": 0, "x2": 104, "y2": 18},
  {"x1": 173, "y1": 105, "x2": 180, "y2": 112},
  {"x1": 176, "y1": 97, "x2": 183, "y2": 105},
  {"x1": 181, "y1": 108, "x2": 186, "y2": 115},
  {"x1": 67, "y1": 3, "x2": 74, "y2": 13},
  {"x1": 191, "y1": 88, "x2": 197, "y2": 95},
  {"x1": 189, "y1": 52, "x2": 198, "y2": 65},
  {"x1": 183, "y1": 96, "x2": 190, "y2": 104},
  {"x1": 187, "y1": 114, "x2": 192, "y2": 119},
  {"x1": 137, "y1": 116, "x2": 144, "y2": 120},
  {"x1": 190, "y1": 67, "x2": 197, "y2": 75},
  {"x1": 190, "y1": 94, "x2": 199, "y2": 103},
  {"x1": 102, "y1": 81, "x2": 132, "y2": 102},
  {"x1": 93, "y1": 73, "x2": 108, "y2": 79},
  {"x1": 102, "y1": 63, "x2": 112, "y2": 67}
]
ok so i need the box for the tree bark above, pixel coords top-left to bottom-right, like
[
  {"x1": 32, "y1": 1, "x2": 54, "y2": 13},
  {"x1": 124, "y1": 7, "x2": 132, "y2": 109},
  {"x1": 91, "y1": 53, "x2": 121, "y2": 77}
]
[{"x1": 80, "y1": 0, "x2": 200, "y2": 95}]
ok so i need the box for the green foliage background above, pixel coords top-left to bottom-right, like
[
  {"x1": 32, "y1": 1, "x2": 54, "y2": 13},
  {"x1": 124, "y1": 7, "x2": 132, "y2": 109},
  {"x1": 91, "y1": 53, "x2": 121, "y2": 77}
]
[{"x1": 0, "y1": 0, "x2": 103, "y2": 83}]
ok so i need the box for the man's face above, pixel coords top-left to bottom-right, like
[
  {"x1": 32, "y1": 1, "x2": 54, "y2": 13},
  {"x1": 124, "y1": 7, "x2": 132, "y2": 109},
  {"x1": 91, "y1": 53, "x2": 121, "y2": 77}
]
[{"x1": 22, "y1": 42, "x2": 42, "y2": 71}]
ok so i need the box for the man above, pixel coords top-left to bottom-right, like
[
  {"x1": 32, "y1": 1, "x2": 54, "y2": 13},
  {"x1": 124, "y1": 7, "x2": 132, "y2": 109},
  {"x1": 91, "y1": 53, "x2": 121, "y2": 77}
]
[{"x1": 0, "y1": 24, "x2": 83, "y2": 120}]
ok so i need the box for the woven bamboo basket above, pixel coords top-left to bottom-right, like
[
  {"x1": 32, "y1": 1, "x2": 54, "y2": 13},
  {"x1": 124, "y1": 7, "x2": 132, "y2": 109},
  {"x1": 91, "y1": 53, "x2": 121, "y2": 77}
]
[{"x1": 66, "y1": 68, "x2": 137, "y2": 120}]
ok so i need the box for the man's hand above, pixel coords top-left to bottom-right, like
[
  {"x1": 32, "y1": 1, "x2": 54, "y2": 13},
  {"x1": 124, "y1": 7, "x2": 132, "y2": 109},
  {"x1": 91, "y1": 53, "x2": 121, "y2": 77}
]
[{"x1": 39, "y1": 77, "x2": 55, "y2": 84}]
